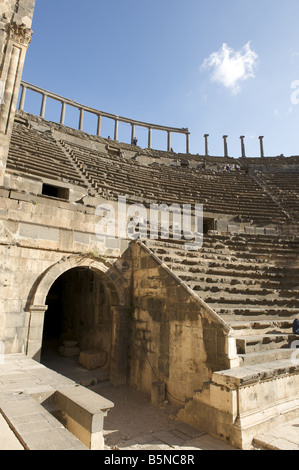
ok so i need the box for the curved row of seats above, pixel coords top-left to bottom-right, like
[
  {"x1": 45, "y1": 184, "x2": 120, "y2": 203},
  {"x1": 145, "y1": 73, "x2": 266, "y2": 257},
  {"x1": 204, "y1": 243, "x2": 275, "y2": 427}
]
[
  {"x1": 61, "y1": 140, "x2": 288, "y2": 224},
  {"x1": 6, "y1": 122, "x2": 297, "y2": 227}
]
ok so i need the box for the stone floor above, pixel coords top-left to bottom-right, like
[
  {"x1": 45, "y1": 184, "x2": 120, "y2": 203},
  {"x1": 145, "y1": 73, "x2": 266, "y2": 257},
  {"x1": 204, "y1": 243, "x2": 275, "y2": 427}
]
[
  {"x1": 0, "y1": 351, "x2": 298, "y2": 451},
  {"x1": 40, "y1": 350, "x2": 236, "y2": 451}
]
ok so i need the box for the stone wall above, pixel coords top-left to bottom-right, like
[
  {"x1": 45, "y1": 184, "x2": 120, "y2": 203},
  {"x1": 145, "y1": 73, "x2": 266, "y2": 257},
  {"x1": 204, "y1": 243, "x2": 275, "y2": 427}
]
[
  {"x1": 129, "y1": 241, "x2": 238, "y2": 404},
  {"x1": 0, "y1": 182, "x2": 131, "y2": 366}
]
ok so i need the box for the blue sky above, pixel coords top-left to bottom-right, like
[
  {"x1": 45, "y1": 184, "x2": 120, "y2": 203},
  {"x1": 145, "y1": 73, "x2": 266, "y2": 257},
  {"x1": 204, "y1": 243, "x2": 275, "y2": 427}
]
[{"x1": 21, "y1": 0, "x2": 299, "y2": 157}]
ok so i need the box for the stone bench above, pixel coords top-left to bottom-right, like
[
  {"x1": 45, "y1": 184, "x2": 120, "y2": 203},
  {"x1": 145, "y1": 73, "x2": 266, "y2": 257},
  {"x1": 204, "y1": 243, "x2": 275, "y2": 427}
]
[
  {"x1": 52, "y1": 385, "x2": 114, "y2": 450},
  {"x1": 0, "y1": 391, "x2": 88, "y2": 450},
  {"x1": 0, "y1": 383, "x2": 114, "y2": 450}
]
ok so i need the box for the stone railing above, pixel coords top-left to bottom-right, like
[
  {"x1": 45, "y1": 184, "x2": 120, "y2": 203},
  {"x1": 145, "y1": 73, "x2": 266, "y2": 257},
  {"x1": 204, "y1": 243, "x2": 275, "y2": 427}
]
[{"x1": 18, "y1": 81, "x2": 191, "y2": 153}]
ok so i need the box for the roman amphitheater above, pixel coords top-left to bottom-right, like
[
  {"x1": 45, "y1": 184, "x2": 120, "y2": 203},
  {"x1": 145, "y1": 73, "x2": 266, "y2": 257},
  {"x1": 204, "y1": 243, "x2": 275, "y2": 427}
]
[{"x1": 0, "y1": 0, "x2": 298, "y2": 451}]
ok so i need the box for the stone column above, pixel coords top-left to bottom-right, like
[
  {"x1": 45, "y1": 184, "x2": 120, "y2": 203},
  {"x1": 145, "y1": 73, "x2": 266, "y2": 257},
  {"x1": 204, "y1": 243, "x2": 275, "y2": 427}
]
[
  {"x1": 19, "y1": 83, "x2": 27, "y2": 110},
  {"x1": 0, "y1": 20, "x2": 34, "y2": 186},
  {"x1": 186, "y1": 132, "x2": 190, "y2": 154},
  {"x1": 223, "y1": 135, "x2": 228, "y2": 158},
  {"x1": 40, "y1": 93, "x2": 47, "y2": 118},
  {"x1": 259, "y1": 136, "x2": 264, "y2": 158},
  {"x1": 167, "y1": 131, "x2": 171, "y2": 152},
  {"x1": 148, "y1": 127, "x2": 152, "y2": 149},
  {"x1": 60, "y1": 101, "x2": 66, "y2": 125},
  {"x1": 79, "y1": 108, "x2": 84, "y2": 131},
  {"x1": 240, "y1": 136, "x2": 246, "y2": 158},
  {"x1": 26, "y1": 305, "x2": 48, "y2": 362},
  {"x1": 114, "y1": 118, "x2": 119, "y2": 141},
  {"x1": 131, "y1": 124, "x2": 135, "y2": 144},
  {"x1": 97, "y1": 114, "x2": 102, "y2": 136},
  {"x1": 204, "y1": 134, "x2": 209, "y2": 157}
]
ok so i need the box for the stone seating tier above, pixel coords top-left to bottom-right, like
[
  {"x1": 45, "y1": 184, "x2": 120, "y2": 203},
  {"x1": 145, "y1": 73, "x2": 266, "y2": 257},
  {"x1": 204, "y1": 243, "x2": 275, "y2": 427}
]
[
  {"x1": 6, "y1": 122, "x2": 298, "y2": 225},
  {"x1": 60, "y1": 140, "x2": 288, "y2": 223},
  {"x1": 144, "y1": 232, "x2": 299, "y2": 366},
  {"x1": 259, "y1": 172, "x2": 299, "y2": 217},
  {"x1": 7, "y1": 123, "x2": 87, "y2": 186}
]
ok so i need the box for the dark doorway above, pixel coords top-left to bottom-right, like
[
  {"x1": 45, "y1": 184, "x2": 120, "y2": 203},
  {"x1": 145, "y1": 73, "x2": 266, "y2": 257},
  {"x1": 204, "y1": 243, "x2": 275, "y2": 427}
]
[
  {"x1": 203, "y1": 218, "x2": 215, "y2": 234},
  {"x1": 41, "y1": 267, "x2": 112, "y2": 364}
]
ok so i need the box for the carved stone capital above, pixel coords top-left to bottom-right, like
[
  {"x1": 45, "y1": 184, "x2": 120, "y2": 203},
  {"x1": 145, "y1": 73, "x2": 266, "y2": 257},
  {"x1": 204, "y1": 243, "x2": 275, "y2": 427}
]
[{"x1": 6, "y1": 21, "x2": 33, "y2": 46}]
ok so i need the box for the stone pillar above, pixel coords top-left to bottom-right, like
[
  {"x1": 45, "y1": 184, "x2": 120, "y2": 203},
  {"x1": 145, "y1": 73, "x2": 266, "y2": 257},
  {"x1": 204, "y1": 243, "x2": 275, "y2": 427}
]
[
  {"x1": 131, "y1": 124, "x2": 135, "y2": 144},
  {"x1": 60, "y1": 101, "x2": 66, "y2": 125},
  {"x1": 259, "y1": 136, "x2": 264, "y2": 158},
  {"x1": 40, "y1": 93, "x2": 47, "y2": 118},
  {"x1": 19, "y1": 83, "x2": 27, "y2": 110},
  {"x1": 167, "y1": 131, "x2": 171, "y2": 152},
  {"x1": 223, "y1": 135, "x2": 228, "y2": 158},
  {"x1": 26, "y1": 305, "x2": 48, "y2": 362},
  {"x1": 114, "y1": 118, "x2": 119, "y2": 141},
  {"x1": 240, "y1": 136, "x2": 246, "y2": 158},
  {"x1": 148, "y1": 127, "x2": 152, "y2": 149},
  {"x1": 79, "y1": 108, "x2": 84, "y2": 131},
  {"x1": 186, "y1": 132, "x2": 190, "y2": 154},
  {"x1": 204, "y1": 134, "x2": 209, "y2": 157},
  {"x1": 97, "y1": 114, "x2": 102, "y2": 136},
  {"x1": 0, "y1": 6, "x2": 35, "y2": 186}
]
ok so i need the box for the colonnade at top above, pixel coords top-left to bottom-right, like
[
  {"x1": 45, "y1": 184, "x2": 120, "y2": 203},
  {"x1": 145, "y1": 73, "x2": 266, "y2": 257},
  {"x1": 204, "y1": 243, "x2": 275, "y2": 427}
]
[
  {"x1": 18, "y1": 81, "x2": 190, "y2": 153},
  {"x1": 19, "y1": 81, "x2": 268, "y2": 158}
]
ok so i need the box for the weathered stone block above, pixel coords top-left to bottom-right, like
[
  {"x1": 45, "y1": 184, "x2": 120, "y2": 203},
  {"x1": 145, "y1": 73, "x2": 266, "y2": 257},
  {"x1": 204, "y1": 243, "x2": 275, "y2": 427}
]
[{"x1": 79, "y1": 350, "x2": 107, "y2": 370}]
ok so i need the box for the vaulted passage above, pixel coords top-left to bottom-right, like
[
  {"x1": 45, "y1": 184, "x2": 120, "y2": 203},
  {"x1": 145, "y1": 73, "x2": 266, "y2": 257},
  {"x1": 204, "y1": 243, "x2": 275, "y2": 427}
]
[{"x1": 41, "y1": 267, "x2": 112, "y2": 364}]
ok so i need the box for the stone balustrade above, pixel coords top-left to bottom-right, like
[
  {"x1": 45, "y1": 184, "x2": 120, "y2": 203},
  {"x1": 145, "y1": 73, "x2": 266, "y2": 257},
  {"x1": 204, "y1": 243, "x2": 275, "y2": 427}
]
[{"x1": 18, "y1": 81, "x2": 190, "y2": 153}]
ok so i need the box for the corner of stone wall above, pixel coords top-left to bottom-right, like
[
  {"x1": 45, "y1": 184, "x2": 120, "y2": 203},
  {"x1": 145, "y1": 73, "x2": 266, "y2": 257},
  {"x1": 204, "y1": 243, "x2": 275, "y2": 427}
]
[{"x1": 128, "y1": 240, "x2": 237, "y2": 404}]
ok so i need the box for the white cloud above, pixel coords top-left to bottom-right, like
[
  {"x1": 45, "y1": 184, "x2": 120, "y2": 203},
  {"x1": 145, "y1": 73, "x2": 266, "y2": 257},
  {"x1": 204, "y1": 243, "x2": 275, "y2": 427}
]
[{"x1": 201, "y1": 42, "x2": 258, "y2": 94}]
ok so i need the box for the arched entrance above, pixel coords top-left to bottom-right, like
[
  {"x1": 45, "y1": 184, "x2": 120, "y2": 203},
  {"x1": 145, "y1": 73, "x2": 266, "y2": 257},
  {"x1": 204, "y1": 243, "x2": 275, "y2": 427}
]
[
  {"x1": 41, "y1": 267, "x2": 112, "y2": 361},
  {"x1": 26, "y1": 256, "x2": 130, "y2": 385}
]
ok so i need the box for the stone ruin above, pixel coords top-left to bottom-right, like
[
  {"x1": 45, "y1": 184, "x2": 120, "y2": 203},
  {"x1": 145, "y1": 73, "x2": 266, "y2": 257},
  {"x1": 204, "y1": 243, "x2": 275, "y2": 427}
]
[{"x1": 0, "y1": 0, "x2": 298, "y2": 450}]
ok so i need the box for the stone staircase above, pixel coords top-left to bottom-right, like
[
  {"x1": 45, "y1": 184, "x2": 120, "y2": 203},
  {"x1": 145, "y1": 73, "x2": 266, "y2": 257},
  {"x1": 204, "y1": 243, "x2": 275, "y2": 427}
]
[
  {"x1": 255, "y1": 170, "x2": 299, "y2": 221},
  {"x1": 145, "y1": 233, "x2": 299, "y2": 361},
  {"x1": 6, "y1": 121, "x2": 87, "y2": 187},
  {"x1": 144, "y1": 232, "x2": 299, "y2": 448}
]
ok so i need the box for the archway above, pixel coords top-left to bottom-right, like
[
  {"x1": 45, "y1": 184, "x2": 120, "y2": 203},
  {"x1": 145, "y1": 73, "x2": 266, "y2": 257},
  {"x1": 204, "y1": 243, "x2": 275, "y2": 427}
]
[
  {"x1": 26, "y1": 256, "x2": 131, "y2": 385},
  {"x1": 41, "y1": 267, "x2": 112, "y2": 363}
]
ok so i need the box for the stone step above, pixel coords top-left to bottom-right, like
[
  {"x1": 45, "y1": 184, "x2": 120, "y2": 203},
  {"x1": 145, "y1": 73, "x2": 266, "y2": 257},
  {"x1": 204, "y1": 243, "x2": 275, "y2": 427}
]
[
  {"x1": 238, "y1": 348, "x2": 296, "y2": 366},
  {"x1": 213, "y1": 307, "x2": 299, "y2": 319},
  {"x1": 229, "y1": 319, "x2": 294, "y2": 336},
  {"x1": 235, "y1": 333, "x2": 298, "y2": 354},
  {"x1": 181, "y1": 275, "x2": 285, "y2": 290},
  {"x1": 204, "y1": 296, "x2": 299, "y2": 308},
  {"x1": 187, "y1": 284, "x2": 287, "y2": 298},
  {"x1": 213, "y1": 358, "x2": 299, "y2": 388},
  {"x1": 252, "y1": 417, "x2": 299, "y2": 450},
  {"x1": 160, "y1": 254, "x2": 282, "y2": 271}
]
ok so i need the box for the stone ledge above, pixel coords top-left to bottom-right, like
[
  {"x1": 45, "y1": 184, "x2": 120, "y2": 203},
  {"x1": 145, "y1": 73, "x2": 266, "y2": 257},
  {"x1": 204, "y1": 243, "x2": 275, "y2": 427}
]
[
  {"x1": 213, "y1": 359, "x2": 299, "y2": 388},
  {"x1": 0, "y1": 391, "x2": 88, "y2": 450},
  {"x1": 54, "y1": 385, "x2": 114, "y2": 450}
]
